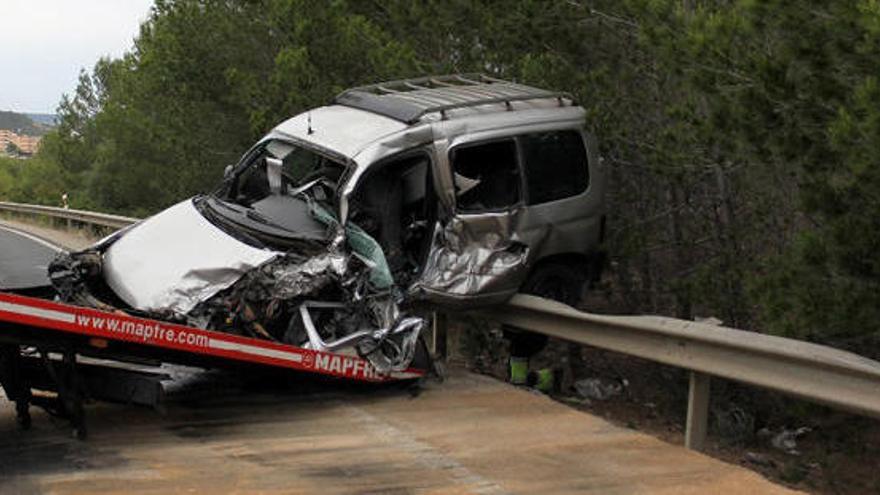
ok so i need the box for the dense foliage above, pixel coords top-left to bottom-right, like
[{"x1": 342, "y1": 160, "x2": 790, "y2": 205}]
[{"x1": 3, "y1": 0, "x2": 878, "y2": 354}]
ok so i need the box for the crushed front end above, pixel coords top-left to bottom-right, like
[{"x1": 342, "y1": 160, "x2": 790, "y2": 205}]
[{"x1": 48, "y1": 138, "x2": 429, "y2": 377}]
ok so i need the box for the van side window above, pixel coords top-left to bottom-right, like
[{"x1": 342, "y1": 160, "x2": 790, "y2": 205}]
[
  {"x1": 521, "y1": 131, "x2": 589, "y2": 204},
  {"x1": 451, "y1": 139, "x2": 520, "y2": 212}
]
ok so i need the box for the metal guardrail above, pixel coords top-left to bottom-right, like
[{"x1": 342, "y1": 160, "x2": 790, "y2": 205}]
[
  {"x1": 3, "y1": 201, "x2": 880, "y2": 451},
  {"x1": 0, "y1": 201, "x2": 138, "y2": 230},
  {"x1": 479, "y1": 294, "x2": 880, "y2": 450}
]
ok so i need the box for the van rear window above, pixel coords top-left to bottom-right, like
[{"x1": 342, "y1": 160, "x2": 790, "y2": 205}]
[{"x1": 521, "y1": 131, "x2": 589, "y2": 204}]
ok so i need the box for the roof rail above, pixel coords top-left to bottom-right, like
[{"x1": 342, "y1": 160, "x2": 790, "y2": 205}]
[{"x1": 333, "y1": 74, "x2": 574, "y2": 124}]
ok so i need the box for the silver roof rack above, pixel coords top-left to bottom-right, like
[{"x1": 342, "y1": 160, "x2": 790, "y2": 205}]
[{"x1": 333, "y1": 73, "x2": 574, "y2": 124}]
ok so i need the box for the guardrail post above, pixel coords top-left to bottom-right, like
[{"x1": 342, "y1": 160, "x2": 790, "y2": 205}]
[
  {"x1": 432, "y1": 311, "x2": 448, "y2": 361},
  {"x1": 685, "y1": 371, "x2": 711, "y2": 451}
]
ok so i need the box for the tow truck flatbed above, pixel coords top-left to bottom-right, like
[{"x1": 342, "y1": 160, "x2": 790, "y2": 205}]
[
  {"x1": 0, "y1": 291, "x2": 424, "y2": 382},
  {"x1": 0, "y1": 291, "x2": 426, "y2": 437}
]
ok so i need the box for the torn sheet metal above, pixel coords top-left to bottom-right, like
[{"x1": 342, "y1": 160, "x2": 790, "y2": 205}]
[
  {"x1": 102, "y1": 199, "x2": 277, "y2": 315},
  {"x1": 357, "y1": 316, "x2": 424, "y2": 373},
  {"x1": 309, "y1": 200, "x2": 394, "y2": 289},
  {"x1": 277, "y1": 254, "x2": 347, "y2": 297},
  {"x1": 297, "y1": 300, "x2": 424, "y2": 373},
  {"x1": 414, "y1": 212, "x2": 531, "y2": 304},
  {"x1": 235, "y1": 251, "x2": 348, "y2": 305},
  {"x1": 184, "y1": 250, "x2": 356, "y2": 340}
]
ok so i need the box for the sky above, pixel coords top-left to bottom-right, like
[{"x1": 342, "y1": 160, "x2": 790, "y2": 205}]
[{"x1": 0, "y1": 0, "x2": 154, "y2": 114}]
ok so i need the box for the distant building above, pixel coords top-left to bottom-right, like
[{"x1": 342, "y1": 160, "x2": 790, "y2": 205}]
[
  {"x1": 0, "y1": 129, "x2": 41, "y2": 156},
  {"x1": 0, "y1": 130, "x2": 13, "y2": 154}
]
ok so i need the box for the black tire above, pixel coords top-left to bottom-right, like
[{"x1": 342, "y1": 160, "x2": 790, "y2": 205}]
[
  {"x1": 505, "y1": 262, "x2": 587, "y2": 358},
  {"x1": 521, "y1": 262, "x2": 585, "y2": 307}
]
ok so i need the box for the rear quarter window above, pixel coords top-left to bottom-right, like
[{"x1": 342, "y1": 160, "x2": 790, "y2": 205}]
[{"x1": 521, "y1": 130, "x2": 589, "y2": 205}]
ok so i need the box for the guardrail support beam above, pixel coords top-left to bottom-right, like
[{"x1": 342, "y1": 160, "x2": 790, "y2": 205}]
[{"x1": 685, "y1": 371, "x2": 711, "y2": 451}]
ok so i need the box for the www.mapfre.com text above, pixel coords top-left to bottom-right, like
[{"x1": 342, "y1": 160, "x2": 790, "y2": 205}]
[{"x1": 75, "y1": 313, "x2": 209, "y2": 348}]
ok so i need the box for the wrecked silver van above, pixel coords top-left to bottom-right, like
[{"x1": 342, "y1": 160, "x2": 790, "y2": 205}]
[{"x1": 49, "y1": 74, "x2": 606, "y2": 373}]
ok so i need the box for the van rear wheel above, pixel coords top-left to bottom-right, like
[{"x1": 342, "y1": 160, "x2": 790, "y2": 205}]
[
  {"x1": 522, "y1": 262, "x2": 584, "y2": 307},
  {"x1": 505, "y1": 262, "x2": 587, "y2": 358}
]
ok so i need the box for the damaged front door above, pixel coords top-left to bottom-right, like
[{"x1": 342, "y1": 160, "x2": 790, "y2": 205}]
[
  {"x1": 348, "y1": 149, "x2": 438, "y2": 289},
  {"x1": 415, "y1": 137, "x2": 530, "y2": 305}
]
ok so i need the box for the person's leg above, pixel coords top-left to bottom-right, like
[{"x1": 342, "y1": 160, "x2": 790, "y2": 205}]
[
  {"x1": 506, "y1": 331, "x2": 548, "y2": 385},
  {"x1": 0, "y1": 345, "x2": 32, "y2": 429}
]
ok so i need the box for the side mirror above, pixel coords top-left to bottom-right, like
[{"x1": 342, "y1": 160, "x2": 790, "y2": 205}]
[{"x1": 223, "y1": 164, "x2": 235, "y2": 181}]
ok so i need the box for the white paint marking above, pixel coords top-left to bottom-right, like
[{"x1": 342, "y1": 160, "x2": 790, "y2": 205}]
[
  {"x1": 0, "y1": 224, "x2": 64, "y2": 252},
  {"x1": 209, "y1": 338, "x2": 304, "y2": 362},
  {"x1": 0, "y1": 300, "x2": 76, "y2": 324}
]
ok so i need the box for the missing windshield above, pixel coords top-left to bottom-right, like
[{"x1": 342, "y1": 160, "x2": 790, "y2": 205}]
[
  {"x1": 230, "y1": 139, "x2": 345, "y2": 207},
  {"x1": 202, "y1": 139, "x2": 349, "y2": 248}
]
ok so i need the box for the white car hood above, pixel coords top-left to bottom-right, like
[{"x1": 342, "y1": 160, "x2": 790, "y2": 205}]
[{"x1": 103, "y1": 199, "x2": 277, "y2": 315}]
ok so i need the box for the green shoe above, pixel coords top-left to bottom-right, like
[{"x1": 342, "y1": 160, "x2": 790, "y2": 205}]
[
  {"x1": 534, "y1": 368, "x2": 555, "y2": 393},
  {"x1": 509, "y1": 356, "x2": 528, "y2": 385}
]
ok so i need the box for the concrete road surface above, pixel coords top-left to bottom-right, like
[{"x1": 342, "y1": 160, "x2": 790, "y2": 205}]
[
  {"x1": 0, "y1": 225, "x2": 60, "y2": 290},
  {"x1": 0, "y1": 369, "x2": 797, "y2": 494},
  {"x1": 0, "y1": 220, "x2": 796, "y2": 493}
]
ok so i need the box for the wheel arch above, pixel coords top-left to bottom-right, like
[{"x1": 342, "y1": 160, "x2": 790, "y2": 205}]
[{"x1": 525, "y1": 250, "x2": 606, "y2": 287}]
